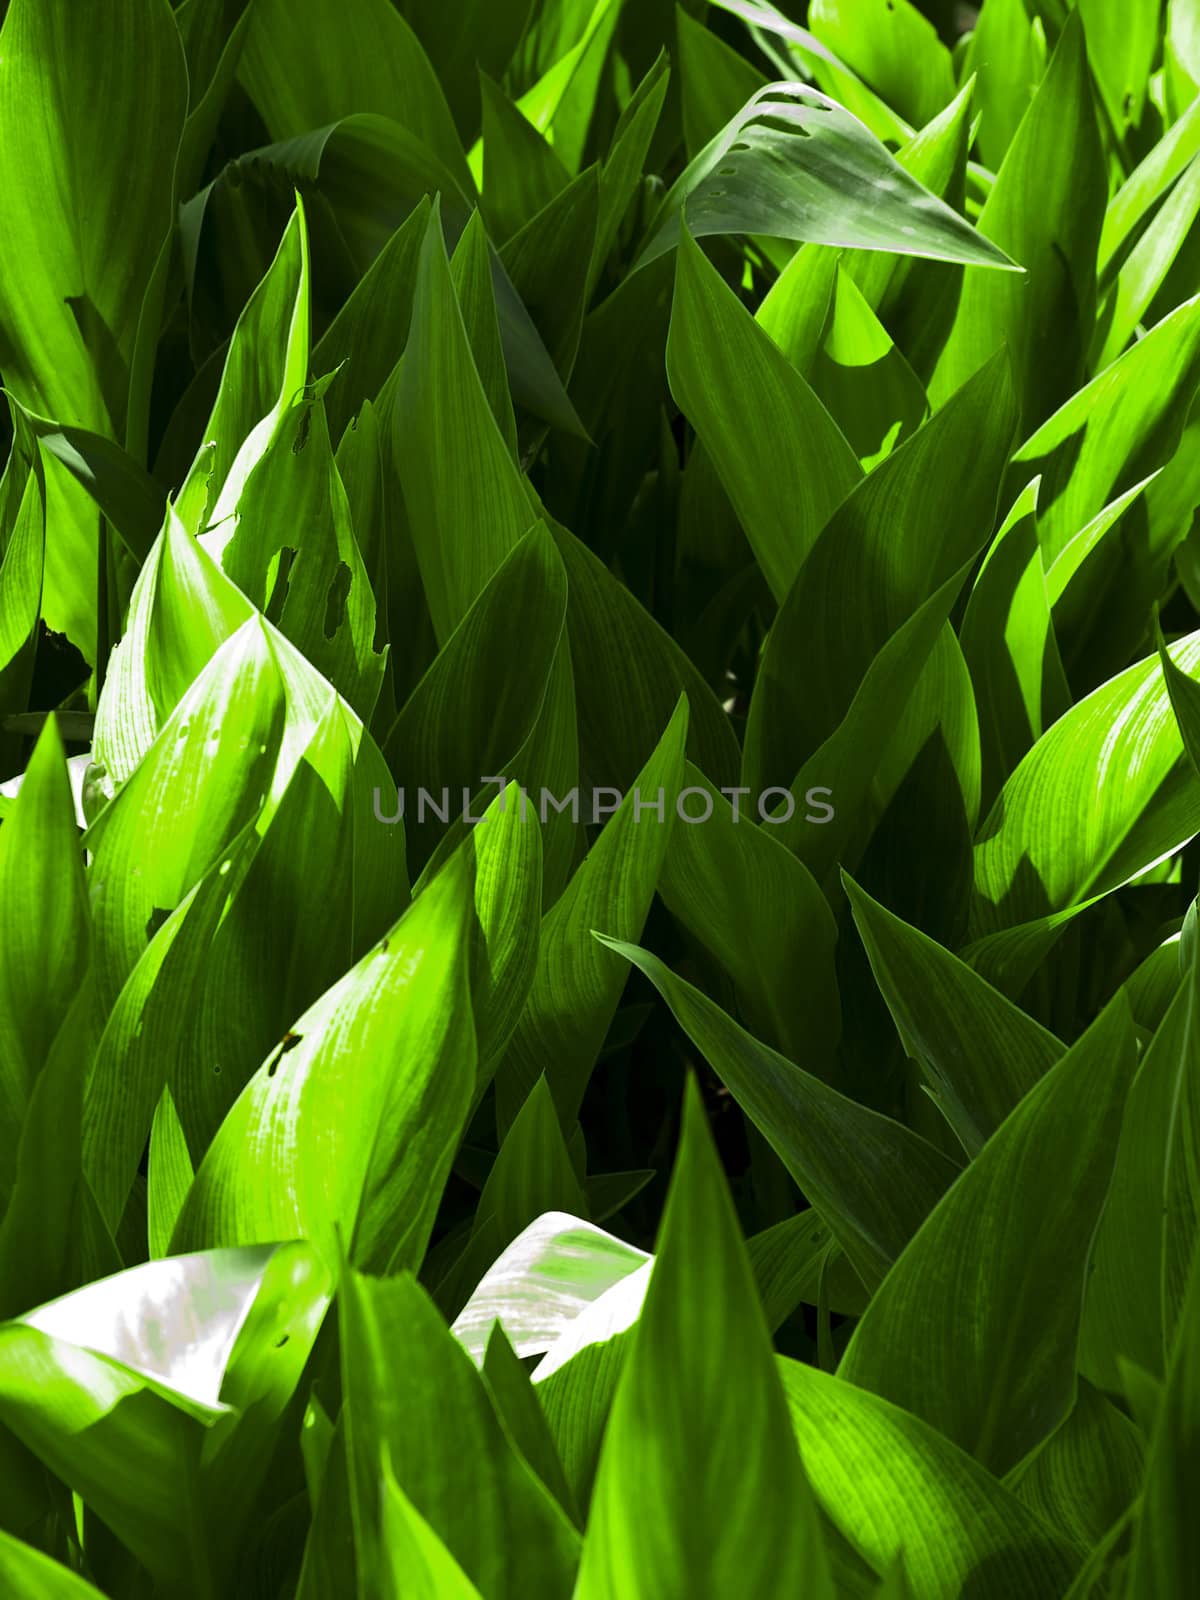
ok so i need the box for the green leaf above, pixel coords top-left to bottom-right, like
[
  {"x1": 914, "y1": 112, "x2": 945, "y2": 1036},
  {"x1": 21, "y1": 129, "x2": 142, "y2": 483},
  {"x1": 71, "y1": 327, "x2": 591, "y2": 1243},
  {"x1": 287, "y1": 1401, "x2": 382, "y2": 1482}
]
[
  {"x1": 667, "y1": 225, "x2": 861, "y2": 604},
  {"x1": 930, "y1": 11, "x2": 1105, "y2": 430},
  {"x1": 171, "y1": 852, "x2": 477, "y2": 1274},
  {"x1": 747, "y1": 1210, "x2": 868, "y2": 1327},
  {"x1": 1095, "y1": 151, "x2": 1200, "y2": 370},
  {"x1": 1077, "y1": 0, "x2": 1159, "y2": 133},
  {"x1": 1166, "y1": 0, "x2": 1200, "y2": 116},
  {"x1": 82, "y1": 852, "x2": 237, "y2": 1237},
  {"x1": 844, "y1": 872, "x2": 1064, "y2": 1155},
  {"x1": 1081, "y1": 923, "x2": 1200, "y2": 1386},
  {"x1": 708, "y1": 0, "x2": 915, "y2": 142},
  {"x1": 1006, "y1": 1379, "x2": 1144, "y2": 1555},
  {"x1": 312, "y1": 197, "x2": 431, "y2": 444},
  {"x1": 21, "y1": 1245, "x2": 320, "y2": 1410},
  {"x1": 91, "y1": 505, "x2": 254, "y2": 788},
  {"x1": 0, "y1": 718, "x2": 89, "y2": 1163},
  {"x1": 967, "y1": 0, "x2": 1047, "y2": 172},
  {"x1": 0, "y1": 451, "x2": 44, "y2": 732},
  {"x1": 838, "y1": 996, "x2": 1139, "y2": 1478},
  {"x1": 763, "y1": 570, "x2": 975, "y2": 886},
  {"x1": 233, "y1": 116, "x2": 585, "y2": 436},
  {"x1": 220, "y1": 393, "x2": 386, "y2": 721},
  {"x1": 638, "y1": 81, "x2": 1019, "y2": 271},
  {"x1": 0, "y1": 1317, "x2": 209, "y2": 1590},
  {"x1": 378, "y1": 1458, "x2": 486, "y2": 1600},
  {"x1": 340, "y1": 1268, "x2": 581, "y2": 1599},
  {"x1": 0, "y1": 0, "x2": 186, "y2": 652},
  {"x1": 498, "y1": 168, "x2": 599, "y2": 385},
  {"x1": 808, "y1": 265, "x2": 929, "y2": 469},
  {"x1": 777, "y1": 1358, "x2": 1081, "y2": 1598},
  {"x1": 1047, "y1": 465, "x2": 1164, "y2": 666},
  {"x1": 1099, "y1": 91, "x2": 1200, "y2": 276},
  {"x1": 1010, "y1": 292, "x2": 1200, "y2": 567},
  {"x1": 499, "y1": 698, "x2": 688, "y2": 1125},
  {"x1": 239, "y1": 0, "x2": 474, "y2": 198},
  {"x1": 172, "y1": 0, "x2": 259, "y2": 204},
  {"x1": 1160, "y1": 609, "x2": 1200, "y2": 777},
  {"x1": 743, "y1": 350, "x2": 1015, "y2": 792},
  {"x1": 1123, "y1": 930, "x2": 1185, "y2": 1032},
  {"x1": 392, "y1": 206, "x2": 539, "y2": 642},
  {"x1": 960, "y1": 476, "x2": 1071, "y2": 809},
  {"x1": 549, "y1": 518, "x2": 742, "y2": 791},
  {"x1": 481, "y1": 74, "x2": 572, "y2": 244},
  {"x1": 451, "y1": 211, "x2": 521, "y2": 458},
  {"x1": 401, "y1": 0, "x2": 531, "y2": 137},
  {"x1": 443, "y1": 782, "x2": 545, "y2": 1081},
  {"x1": 507, "y1": 0, "x2": 623, "y2": 176},
  {"x1": 178, "y1": 198, "x2": 312, "y2": 539},
  {"x1": 753, "y1": 242, "x2": 839, "y2": 376},
  {"x1": 296, "y1": 1411, "x2": 358, "y2": 1600},
  {"x1": 1124, "y1": 1235, "x2": 1200, "y2": 1597},
  {"x1": 482, "y1": 1323, "x2": 578, "y2": 1523},
  {"x1": 0, "y1": 976, "x2": 101, "y2": 1322},
  {"x1": 677, "y1": 4, "x2": 769, "y2": 159},
  {"x1": 971, "y1": 629, "x2": 1200, "y2": 947},
  {"x1": 575, "y1": 1079, "x2": 832, "y2": 1598},
  {"x1": 4, "y1": 400, "x2": 165, "y2": 565},
  {"x1": 842, "y1": 78, "x2": 977, "y2": 377},
  {"x1": 873, "y1": 1560, "x2": 917, "y2": 1600},
  {"x1": 601, "y1": 939, "x2": 961, "y2": 1291},
  {"x1": 585, "y1": 1166, "x2": 654, "y2": 1223},
  {"x1": 0, "y1": 1245, "x2": 324, "y2": 1595},
  {"x1": 659, "y1": 762, "x2": 842, "y2": 1075},
  {"x1": 174, "y1": 695, "x2": 408, "y2": 1160},
  {"x1": 529, "y1": 1273, "x2": 645, "y2": 1515},
  {"x1": 479, "y1": 1077, "x2": 587, "y2": 1244},
  {"x1": 152, "y1": 1241, "x2": 333, "y2": 1581},
  {"x1": 0, "y1": 1529, "x2": 107, "y2": 1598},
  {"x1": 148, "y1": 1087, "x2": 196, "y2": 1263},
  {"x1": 809, "y1": 0, "x2": 956, "y2": 129},
  {"x1": 437, "y1": 1076, "x2": 589, "y2": 1320},
  {"x1": 589, "y1": 50, "x2": 671, "y2": 297},
  {"x1": 84, "y1": 619, "x2": 286, "y2": 1010}
]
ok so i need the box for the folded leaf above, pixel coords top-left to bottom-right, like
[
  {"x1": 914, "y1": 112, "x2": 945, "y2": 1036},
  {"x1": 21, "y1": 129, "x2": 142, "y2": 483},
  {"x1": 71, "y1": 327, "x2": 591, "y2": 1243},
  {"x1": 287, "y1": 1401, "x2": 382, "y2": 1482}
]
[
  {"x1": 451, "y1": 1211, "x2": 649, "y2": 1367},
  {"x1": 239, "y1": 0, "x2": 474, "y2": 197},
  {"x1": 639, "y1": 82, "x2": 1019, "y2": 271}
]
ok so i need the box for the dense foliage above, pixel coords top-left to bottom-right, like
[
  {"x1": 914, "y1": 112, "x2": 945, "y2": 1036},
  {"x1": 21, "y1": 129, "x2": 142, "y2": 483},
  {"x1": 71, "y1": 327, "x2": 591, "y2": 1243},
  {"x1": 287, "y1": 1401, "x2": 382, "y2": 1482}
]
[{"x1": 0, "y1": 0, "x2": 1198, "y2": 1595}]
